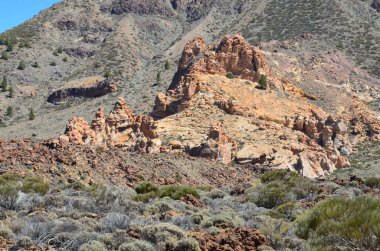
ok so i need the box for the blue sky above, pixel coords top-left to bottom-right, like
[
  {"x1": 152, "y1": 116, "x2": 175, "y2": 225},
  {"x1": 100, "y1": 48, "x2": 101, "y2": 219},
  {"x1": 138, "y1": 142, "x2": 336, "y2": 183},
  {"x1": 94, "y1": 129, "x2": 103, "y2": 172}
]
[{"x1": 0, "y1": 0, "x2": 61, "y2": 33}]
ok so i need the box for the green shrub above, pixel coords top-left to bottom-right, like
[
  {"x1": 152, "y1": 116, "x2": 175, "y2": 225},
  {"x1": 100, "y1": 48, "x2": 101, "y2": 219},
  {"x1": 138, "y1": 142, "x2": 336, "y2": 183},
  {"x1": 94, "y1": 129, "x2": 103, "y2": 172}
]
[
  {"x1": 296, "y1": 196, "x2": 380, "y2": 250},
  {"x1": 63, "y1": 57, "x2": 68, "y2": 62},
  {"x1": 31, "y1": 62, "x2": 39, "y2": 68},
  {"x1": 257, "y1": 74, "x2": 267, "y2": 90},
  {"x1": 0, "y1": 173, "x2": 49, "y2": 209},
  {"x1": 164, "y1": 60, "x2": 170, "y2": 70},
  {"x1": 247, "y1": 171, "x2": 318, "y2": 209},
  {"x1": 158, "y1": 185, "x2": 200, "y2": 200},
  {"x1": 53, "y1": 51, "x2": 59, "y2": 56},
  {"x1": 174, "y1": 238, "x2": 201, "y2": 251},
  {"x1": 8, "y1": 86, "x2": 14, "y2": 98},
  {"x1": 254, "y1": 180, "x2": 288, "y2": 208},
  {"x1": 133, "y1": 183, "x2": 199, "y2": 202},
  {"x1": 57, "y1": 46, "x2": 63, "y2": 54},
  {"x1": 104, "y1": 70, "x2": 112, "y2": 78},
  {"x1": 0, "y1": 225, "x2": 14, "y2": 239},
  {"x1": 15, "y1": 236, "x2": 33, "y2": 249},
  {"x1": 141, "y1": 223, "x2": 185, "y2": 247},
  {"x1": 5, "y1": 106, "x2": 13, "y2": 116},
  {"x1": 134, "y1": 182, "x2": 158, "y2": 195},
  {"x1": 1, "y1": 76, "x2": 7, "y2": 92},
  {"x1": 17, "y1": 61, "x2": 26, "y2": 70},
  {"x1": 1, "y1": 51, "x2": 8, "y2": 60},
  {"x1": 21, "y1": 177, "x2": 49, "y2": 195},
  {"x1": 6, "y1": 41, "x2": 13, "y2": 52},
  {"x1": 79, "y1": 240, "x2": 107, "y2": 251},
  {"x1": 50, "y1": 61, "x2": 57, "y2": 66},
  {"x1": 365, "y1": 177, "x2": 380, "y2": 189},
  {"x1": 118, "y1": 240, "x2": 155, "y2": 251},
  {"x1": 0, "y1": 180, "x2": 19, "y2": 209},
  {"x1": 29, "y1": 108, "x2": 36, "y2": 120},
  {"x1": 226, "y1": 72, "x2": 234, "y2": 79}
]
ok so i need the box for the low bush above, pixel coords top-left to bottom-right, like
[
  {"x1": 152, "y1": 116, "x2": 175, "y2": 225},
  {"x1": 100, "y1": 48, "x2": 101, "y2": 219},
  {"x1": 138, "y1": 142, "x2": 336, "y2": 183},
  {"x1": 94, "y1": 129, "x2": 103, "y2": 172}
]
[
  {"x1": 365, "y1": 177, "x2": 380, "y2": 189},
  {"x1": 226, "y1": 72, "x2": 234, "y2": 79},
  {"x1": 118, "y1": 239, "x2": 155, "y2": 251},
  {"x1": 246, "y1": 171, "x2": 318, "y2": 209},
  {"x1": 158, "y1": 185, "x2": 200, "y2": 200},
  {"x1": 134, "y1": 182, "x2": 158, "y2": 195},
  {"x1": 296, "y1": 196, "x2": 380, "y2": 250},
  {"x1": 133, "y1": 183, "x2": 199, "y2": 202},
  {"x1": 79, "y1": 240, "x2": 107, "y2": 251},
  {"x1": 21, "y1": 177, "x2": 50, "y2": 195},
  {"x1": 0, "y1": 173, "x2": 49, "y2": 209},
  {"x1": 257, "y1": 74, "x2": 267, "y2": 90}
]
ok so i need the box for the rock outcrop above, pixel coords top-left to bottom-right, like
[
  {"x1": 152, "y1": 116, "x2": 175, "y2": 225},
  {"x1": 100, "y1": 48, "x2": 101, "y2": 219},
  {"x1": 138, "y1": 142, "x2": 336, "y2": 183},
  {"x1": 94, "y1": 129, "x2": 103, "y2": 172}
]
[
  {"x1": 189, "y1": 123, "x2": 235, "y2": 165},
  {"x1": 47, "y1": 78, "x2": 117, "y2": 104},
  {"x1": 150, "y1": 34, "x2": 380, "y2": 178},
  {"x1": 169, "y1": 34, "x2": 270, "y2": 91},
  {"x1": 60, "y1": 97, "x2": 161, "y2": 153},
  {"x1": 153, "y1": 35, "x2": 270, "y2": 119}
]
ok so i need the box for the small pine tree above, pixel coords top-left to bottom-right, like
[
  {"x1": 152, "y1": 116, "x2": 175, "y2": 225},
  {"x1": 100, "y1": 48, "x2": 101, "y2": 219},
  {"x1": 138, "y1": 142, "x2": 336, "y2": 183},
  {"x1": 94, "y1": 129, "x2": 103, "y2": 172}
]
[
  {"x1": 258, "y1": 74, "x2": 267, "y2": 90},
  {"x1": 17, "y1": 61, "x2": 26, "y2": 70},
  {"x1": 226, "y1": 72, "x2": 234, "y2": 79},
  {"x1": 29, "y1": 108, "x2": 36, "y2": 120},
  {"x1": 50, "y1": 61, "x2": 56, "y2": 66},
  {"x1": 1, "y1": 51, "x2": 8, "y2": 60},
  {"x1": 63, "y1": 57, "x2": 68, "y2": 62},
  {"x1": 6, "y1": 41, "x2": 13, "y2": 52},
  {"x1": 8, "y1": 85, "x2": 14, "y2": 98},
  {"x1": 5, "y1": 106, "x2": 13, "y2": 117},
  {"x1": 57, "y1": 46, "x2": 63, "y2": 54},
  {"x1": 104, "y1": 70, "x2": 112, "y2": 78},
  {"x1": 1, "y1": 76, "x2": 7, "y2": 92},
  {"x1": 156, "y1": 71, "x2": 161, "y2": 85},
  {"x1": 164, "y1": 60, "x2": 170, "y2": 70},
  {"x1": 31, "y1": 62, "x2": 39, "y2": 68}
]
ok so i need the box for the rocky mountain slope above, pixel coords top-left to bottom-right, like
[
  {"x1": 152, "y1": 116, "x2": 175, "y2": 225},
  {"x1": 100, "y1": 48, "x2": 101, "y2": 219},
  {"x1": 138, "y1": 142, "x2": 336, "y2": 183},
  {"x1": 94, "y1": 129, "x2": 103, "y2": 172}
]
[
  {"x1": 1, "y1": 1, "x2": 380, "y2": 250},
  {"x1": 0, "y1": 0, "x2": 379, "y2": 139}
]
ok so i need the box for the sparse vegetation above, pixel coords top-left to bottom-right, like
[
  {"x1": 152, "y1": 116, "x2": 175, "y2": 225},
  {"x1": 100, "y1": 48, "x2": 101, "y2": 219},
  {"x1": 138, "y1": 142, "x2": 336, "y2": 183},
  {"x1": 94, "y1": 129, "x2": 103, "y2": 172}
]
[
  {"x1": 29, "y1": 108, "x2": 36, "y2": 120},
  {"x1": 164, "y1": 60, "x2": 170, "y2": 70},
  {"x1": 257, "y1": 74, "x2": 267, "y2": 90},
  {"x1": 245, "y1": 170, "x2": 318, "y2": 209},
  {"x1": 296, "y1": 196, "x2": 380, "y2": 250},
  {"x1": 17, "y1": 60, "x2": 26, "y2": 70},
  {"x1": 8, "y1": 85, "x2": 14, "y2": 97},
  {"x1": 226, "y1": 72, "x2": 234, "y2": 79},
  {"x1": 1, "y1": 76, "x2": 7, "y2": 92},
  {"x1": 1, "y1": 51, "x2": 9, "y2": 60},
  {"x1": 5, "y1": 106, "x2": 13, "y2": 116},
  {"x1": 156, "y1": 71, "x2": 161, "y2": 85},
  {"x1": 104, "y1": 69, "x2": 112, "y2": 78},
  {"x1": 50, "y1": 61, "x2": 57, "y2": 66},
  {"x1": 133, "y1": 182, "x2": 199, "y2": 202}
]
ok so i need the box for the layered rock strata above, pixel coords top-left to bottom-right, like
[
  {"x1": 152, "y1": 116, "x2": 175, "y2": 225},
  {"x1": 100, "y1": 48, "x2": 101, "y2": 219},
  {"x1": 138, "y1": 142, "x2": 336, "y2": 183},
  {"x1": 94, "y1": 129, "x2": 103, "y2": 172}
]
[{"x1": 47, "y1": 78, "x2": 117, "y2": 104}]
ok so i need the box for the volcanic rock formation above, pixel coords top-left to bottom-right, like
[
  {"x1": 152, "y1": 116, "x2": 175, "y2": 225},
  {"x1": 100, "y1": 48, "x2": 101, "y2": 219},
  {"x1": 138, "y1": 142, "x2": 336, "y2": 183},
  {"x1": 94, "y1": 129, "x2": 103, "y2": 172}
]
[
  {"x1": 60, "y1": 97, "x2": 161, "y2": 153},
  {"x1": 47, "y1": 78, "x2": 117, "y2": 104},
  {"x1": 151, "y1": 34, "x2": 380, "y2": 178},
  {"x1": 54, "y1": 35, "x2": 380, "y2": 178}
]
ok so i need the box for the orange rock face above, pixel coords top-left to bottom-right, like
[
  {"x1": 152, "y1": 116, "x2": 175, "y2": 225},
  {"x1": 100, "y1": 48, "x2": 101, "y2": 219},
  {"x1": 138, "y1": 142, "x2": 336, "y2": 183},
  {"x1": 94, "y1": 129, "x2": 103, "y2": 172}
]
[
  {"x1": 176, "y1": 35, "x2": 270, "y2": 83},
  {"x1": 151, "y1": 34, "x2": 380, "y2": 178},
  {"x1": 60, "y1": 97, "x2": 160, "y2": 153}
]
